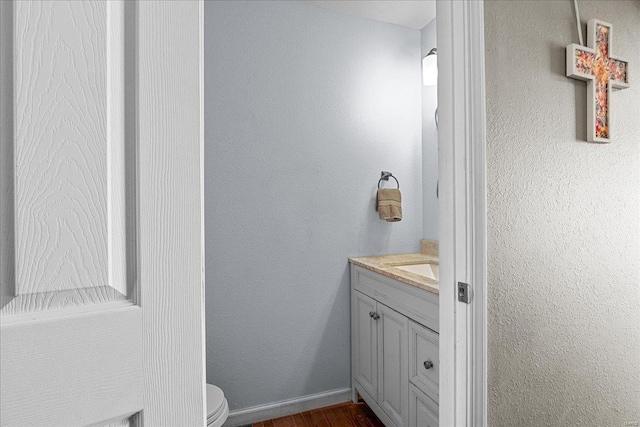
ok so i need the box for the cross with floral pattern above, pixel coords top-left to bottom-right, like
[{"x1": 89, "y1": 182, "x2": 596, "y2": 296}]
[{"x1": 567, "y1": 19, "x2": 629, "y2": 142}]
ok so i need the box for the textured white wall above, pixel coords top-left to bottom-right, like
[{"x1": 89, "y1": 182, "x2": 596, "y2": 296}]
[
  {"x1": 485, "y1": 1, "x2": 640, "y2": 426},
  {"x1": 204, "y1": 1, "x2": 423, "y2": 411}
]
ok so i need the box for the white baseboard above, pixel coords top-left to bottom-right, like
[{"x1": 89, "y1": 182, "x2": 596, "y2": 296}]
[{"x1": 224, "y1": 387, "x2": 352, "y2": 427}]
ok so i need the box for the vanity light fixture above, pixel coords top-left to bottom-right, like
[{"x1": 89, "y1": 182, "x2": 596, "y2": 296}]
[{"x1": 422, "y1": 48, "x2": 438, "y2": 86}]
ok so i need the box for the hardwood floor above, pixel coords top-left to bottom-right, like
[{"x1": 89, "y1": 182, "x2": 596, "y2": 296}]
[{"x1": 252, "y1": 401, "x2": 385, "y2": 427}]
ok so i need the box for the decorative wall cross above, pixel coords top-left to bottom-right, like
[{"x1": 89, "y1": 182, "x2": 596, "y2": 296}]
[{"x1": 567, "y1": 19, "x2": 629, "y2": 143}]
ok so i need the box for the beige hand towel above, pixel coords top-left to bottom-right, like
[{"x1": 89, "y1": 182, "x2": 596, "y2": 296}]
[{"x1": 376, "y1": 188, "x2": 402, "y2": 222}]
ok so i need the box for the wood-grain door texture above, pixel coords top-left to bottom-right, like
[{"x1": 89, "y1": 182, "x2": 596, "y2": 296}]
[{"x1": 0, "y1": 1, "x2": 205, "y2": 426}]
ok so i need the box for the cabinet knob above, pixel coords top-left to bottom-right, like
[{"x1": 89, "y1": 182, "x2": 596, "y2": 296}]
[
  {"x1": 369, "y1": 311, "x2": 380, "y2": 320},
  {"x1": 423, "y1": 360, "x2": 434, "y2": 370}
]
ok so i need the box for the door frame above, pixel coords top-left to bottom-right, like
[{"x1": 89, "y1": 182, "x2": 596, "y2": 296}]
[{"x1": 437, "y1": 1, "x2": 487, "y2": 426}]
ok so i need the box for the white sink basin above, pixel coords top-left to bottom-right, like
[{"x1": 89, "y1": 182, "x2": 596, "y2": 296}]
[{"x1": 394, "y1": 263, "x2": 439, "y2": 281}]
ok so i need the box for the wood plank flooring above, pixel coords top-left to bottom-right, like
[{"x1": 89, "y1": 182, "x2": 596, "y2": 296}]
[{"x1": 252, "y1": 401, "x2": 385, "y2": 427}]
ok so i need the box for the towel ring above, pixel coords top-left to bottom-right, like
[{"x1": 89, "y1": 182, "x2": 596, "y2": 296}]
[{"x1": 378, "y1": 172, "x2": 399, "y2": 189}]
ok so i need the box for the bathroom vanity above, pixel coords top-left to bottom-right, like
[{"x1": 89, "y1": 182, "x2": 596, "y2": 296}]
[{"x1": 349, "y1": 250, "x2": 439, "y2": 427}]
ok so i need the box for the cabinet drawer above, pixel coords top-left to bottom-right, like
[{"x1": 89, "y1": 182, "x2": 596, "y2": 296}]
[
  {"x1": 409, "y1": 320, "x2": 439, "y2": 402},
  {"x1": 409, "y1": 383, "x2": 438, "y2": 427},
  {"x1": 353, "y1": 266, "x2": 439, "y2": 333}
]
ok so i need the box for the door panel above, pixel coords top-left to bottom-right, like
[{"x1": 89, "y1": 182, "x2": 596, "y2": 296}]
[
  {"x1": 378, "y1": 303, "x2": 408, "y2": 427},
  {"x1": 353, "y1": 290, "x2": 378, "y2": 399},
  {"x1": 14, "y1": 0, "x2": 128, "y2": 298},
  {"x1": 3, "y1": 0, "x2": 134, "y2": 316}
]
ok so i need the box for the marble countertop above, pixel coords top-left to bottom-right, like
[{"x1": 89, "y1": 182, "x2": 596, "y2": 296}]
[{"x1": 349, "y1": 252, "x2": 439, "y2": 295}]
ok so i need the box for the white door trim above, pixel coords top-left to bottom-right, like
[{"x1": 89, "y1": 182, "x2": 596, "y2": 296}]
[{"x1": 437, "y1": 0, "x2": 487, "y2": 426}]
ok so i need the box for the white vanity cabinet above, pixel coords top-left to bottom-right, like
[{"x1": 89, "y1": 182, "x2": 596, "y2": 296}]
[{"x1": 350, "y1": 264, "x2": 439, "y2": 427}]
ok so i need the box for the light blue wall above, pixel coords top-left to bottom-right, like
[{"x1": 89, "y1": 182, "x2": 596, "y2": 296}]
[
  {"x1": 204, "y1": 1, "x2": 423, "y2": 411},
  {"x1": 421, "y1": 19, "x2": 438, "y2": 240}
]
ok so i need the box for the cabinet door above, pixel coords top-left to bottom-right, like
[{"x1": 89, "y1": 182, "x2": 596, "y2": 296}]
[
  {"x1": 409, "y1": 383, "x2": 438, "y2": 427},
  {"x1": 377, "y1": 304, "x2": 409, "y2": 427},
  {"x1": 353, "y1": 291, "x2": 378, "y2": 399}
]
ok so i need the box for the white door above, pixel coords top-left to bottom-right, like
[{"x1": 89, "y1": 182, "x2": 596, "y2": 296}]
[
  {"x1": 353, "y1": 291, "x2": 378, "y2": 399},
  {"x1": 0, "y1": 1, "x2": 205, "y2": 426},
  {"x1": 377, "y1": 304, "x2": 408, "y2": 427}
]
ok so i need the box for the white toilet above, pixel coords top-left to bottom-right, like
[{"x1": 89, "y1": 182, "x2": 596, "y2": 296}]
[{"x1": 207, "y1": 384, "x2": 229, "y2": 427}]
